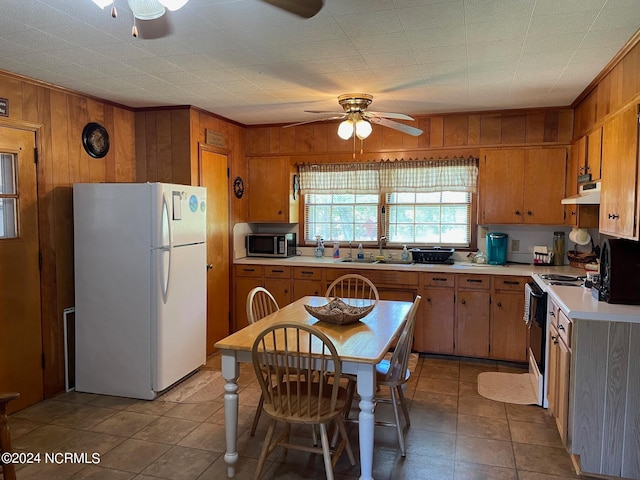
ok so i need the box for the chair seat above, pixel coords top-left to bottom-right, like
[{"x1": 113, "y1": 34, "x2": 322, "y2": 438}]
[
  {"x1": 264, "y1": 382, "x2": 350, "y2": 423},
  {"x1": 375, "y1": 360, "x2": 410, "y2": 385}
]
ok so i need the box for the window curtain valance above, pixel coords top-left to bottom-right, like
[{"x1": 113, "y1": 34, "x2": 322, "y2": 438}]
[{"x1": 298, "y1": 158, "x2": 478, "y2": 195}]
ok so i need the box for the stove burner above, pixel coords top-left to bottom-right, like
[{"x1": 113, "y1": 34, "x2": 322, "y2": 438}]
[{"x1": 540, "y1": 274, "x2": 585, "y2": 282}]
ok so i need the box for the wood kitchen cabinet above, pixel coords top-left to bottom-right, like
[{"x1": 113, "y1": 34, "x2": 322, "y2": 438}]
[
  {"x1": 599, "y1": 103, "x2": 639, "y2": 240},
  {"x1": 490, "y1": 276, "x2": 528, "y2": 362},
  {"x1": 455, "y1": 274, "x2": 490, "y2": 358},
  {"x1": 565, "y1": 137, "x2": 599, "y2": 228},
  {"x1": 547, "y1": 298, "x2": 571, "y2": 446},
  {"x1": 417, "y1": 273, "x2": 455, "y2": 354},
  {"x1": 248, "y1": 156, "x2": 299, "y2": 223},
  {"x1": 264, "y1": 266, "x2": 292, "y2": 308},
  {"x1": 292, "y1": 267, "x2": 323, "y2": 300},
  {"x1": 479, "y1": 148, "x2": 566, "y2": 225},
  {"x1": 586, "y1": 127, "x2": 603, "y2": 181},
  {"x1": 234, "y1": 265, "x2": 264, "y2": 330}
]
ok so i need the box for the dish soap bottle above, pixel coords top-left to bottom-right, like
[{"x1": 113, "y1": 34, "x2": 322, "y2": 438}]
[
  {"x1": 357, "y1": 243, "x2": 364, "y2": 260},
  {"x1": 314, "y1": 236, "x2": 323, "y2": 258},
  {"x1": 401, "y1": 244, "x2": 410, "y2": 262},
  {"x1": 333, "y1": 241, "x2": 340, "y2": 258}
]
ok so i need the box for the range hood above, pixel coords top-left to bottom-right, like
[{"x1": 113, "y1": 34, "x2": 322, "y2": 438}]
[{"x1": 561, "y1": 181, "x2": 601, "y2": 205}]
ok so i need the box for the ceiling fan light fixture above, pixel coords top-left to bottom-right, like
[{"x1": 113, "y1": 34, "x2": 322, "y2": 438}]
[
  {"x1": 157, "y1": 0, "x2": 189, "y2": 11},
  {"x1": 127, "y1": 0, "x2": 166, "y2": 20},
  {"x1": 355, "y1": 119, "x2": 372, "y2": 139},
  {"x1": 92, "y1": 0, "x2": 114, "y2": 8},
  {"x1": 337, "y1": 120, "x2": 354, "y2": 140}
]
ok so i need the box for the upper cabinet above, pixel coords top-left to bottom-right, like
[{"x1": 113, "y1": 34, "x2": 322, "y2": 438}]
[
  {"x1": 248, "y1": 156, "x2": 299, "y2": 223},
  {"x1": 599, "y1": 104, "x2": 640, "y2": 240},
  {"x1": 586, "y1": 127, "x2": 603, "y2": 182},
  {"x1": 565, "y1": 137, "x2": 599, "y2": 228},
  {"x1": 479, "y1": 148, "x2": 567, "y2": 225}
]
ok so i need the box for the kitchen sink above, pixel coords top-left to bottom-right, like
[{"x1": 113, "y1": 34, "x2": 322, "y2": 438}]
[
  {"x1": 337, "y1": 258, "x2": 378, "y2": 263},
  {"x1": 375, "y1": 259, "x2": 414, "y2": 265}
]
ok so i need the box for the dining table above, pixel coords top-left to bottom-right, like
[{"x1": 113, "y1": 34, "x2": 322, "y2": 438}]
[{"x1": 214, "y1": 295, "x2": 413, "y2": 480}]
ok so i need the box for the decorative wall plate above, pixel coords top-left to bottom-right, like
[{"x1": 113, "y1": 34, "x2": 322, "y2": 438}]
[
  {"x1": 82, "y1": 122, "x2": 110, "y2": 158},
  {"x1": 233, "y1": 176, "x2": 245, "y2": 198}
]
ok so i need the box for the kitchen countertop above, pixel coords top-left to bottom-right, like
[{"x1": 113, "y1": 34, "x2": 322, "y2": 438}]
[
  {"x1": 235, "y1": 255, "x2": 585, "y2": 277},
  {"x1": 546, "y1": 284, "x2": 640, "y2": 323}
]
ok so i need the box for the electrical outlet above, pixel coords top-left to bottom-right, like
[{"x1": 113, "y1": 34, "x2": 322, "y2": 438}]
[
  {"x1": 480, "y1": 227, "x2": 488, "y2": 239},
  {"x1": 512, "y1": 239, "x2": 520, "y2": 252}
]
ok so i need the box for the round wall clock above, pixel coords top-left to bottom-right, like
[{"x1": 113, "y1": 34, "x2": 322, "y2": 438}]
[
  {"x1": 233, "y1": 176, "x2": 245, "y2": 198},
  {"x1": 82, "y1": 122, "x2": 110, "y2": 158}
]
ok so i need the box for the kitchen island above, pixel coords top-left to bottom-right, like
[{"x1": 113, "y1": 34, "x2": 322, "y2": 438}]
[{"x1": 536, "y1": 281, "x2": 640, "y2": 480}]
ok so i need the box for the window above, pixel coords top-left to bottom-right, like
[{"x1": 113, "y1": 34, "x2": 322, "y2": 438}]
[
  {"x1": 299, "y1": 159, "x2": 477, "y2": 248},
  {"x1": 0, "y1": 153, "x2": 17, "y2": 239}
]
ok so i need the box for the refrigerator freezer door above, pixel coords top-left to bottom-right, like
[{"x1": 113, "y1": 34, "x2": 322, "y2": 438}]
[
  {"x1": 152, "y1": 241, "x2": 207, "y2": 391},
  {"x1": 152, "y1": 183, "x2": 206, "y2": 248}
]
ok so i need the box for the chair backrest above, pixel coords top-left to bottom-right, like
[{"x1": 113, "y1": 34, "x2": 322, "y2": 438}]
[
  {"x1": 252, "y1": 322, "x2": 342, "y2": 422},
  {"x1": 385, "y1": 296, "x2": 421, "y2": 383},
  {"x1": 0, "y1": 392, "x2": 20, "y2": 480},
  {"x1": 246, "y1": 287, "x2": 279, "y2": 325},
  {"x1": 325, "y1": 274, "x2": 380, "y2": 307}
]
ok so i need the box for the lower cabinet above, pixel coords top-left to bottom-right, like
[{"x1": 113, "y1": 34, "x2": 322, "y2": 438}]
[
  {"x1": 416, "y1": 273, "x2": 455, "y2": 354},
  {"x1": 455, "y1": 274, "x2": 491, "y2": 358},
  {"x1": 234, "y1": 265, "x2": 264, "y2": 330},
  {"x1": 490, "y1": 276, "x2": 529, "y2": 362},
  {"x1": 547, "y1": 320, "x2": 571, "y2": 445},
  {"x1": 292, "y1": 267, "x2": 323, "y2": 300}
]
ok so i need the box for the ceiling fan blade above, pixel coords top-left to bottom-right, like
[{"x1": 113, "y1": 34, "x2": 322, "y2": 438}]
[
  {"x1": 364, "y1": 111, "x2": 415, "y2": 121},
  {"x1": 368, "y1": 117, "x2": 423, "y2": 136},
  {"x1": 283, "y1": 114, "x2": 346, "y2": 128},
  {"x1": 304, "y1": 110, "x2": 345, "y2": 115},
  {"x1": 259, "y1": 0, "x2": 324, "y2": 18}
]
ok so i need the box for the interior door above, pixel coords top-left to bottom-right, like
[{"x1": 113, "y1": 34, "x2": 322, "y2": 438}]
[
  {"x1": 0, "y1": 126, "x2": 42, "y2": 413},
  {"x1": 200, "y1": 147, "x2": 230, "y2": 353}
]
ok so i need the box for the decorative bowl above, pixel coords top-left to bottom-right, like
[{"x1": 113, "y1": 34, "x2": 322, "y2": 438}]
[{"x1": 304, "y1": 298, "x2": 374, "y2": 325}]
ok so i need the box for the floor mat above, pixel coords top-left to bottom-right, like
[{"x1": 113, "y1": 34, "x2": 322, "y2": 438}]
[
  {"x1": 158, "y1": 370, "x2": 225, "y2": 403},
  {"x1": 477, "y1": 372, "x2": 538, "y2": 405}
]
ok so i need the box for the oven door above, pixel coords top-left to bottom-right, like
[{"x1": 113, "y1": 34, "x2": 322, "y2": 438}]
[{"x1": 525, "y1": 281, "x2": 547, "y2": 406}]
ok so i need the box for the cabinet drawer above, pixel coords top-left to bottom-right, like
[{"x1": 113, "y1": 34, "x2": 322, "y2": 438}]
[
  {"x1": 557, "y1": 309, "x2": 572, "y2": 347},
  {"x1": 265, "y1": 266, "x2": 291, "y2": 278},
  {"x1": 326, "y1": 269, "x2": 418, "y2": 286},
  {"x1": 492, "y1": 275, "x2": 528, "y2": 292},
  {"x1": 457, "y1": 274, "x2": 490, "y2": 290},
  {"x1": 235, "y1": 265, "x2": 263, "y2": 277},
  {"x1": 548, "y1": 298, "x2": 560, "y2": 327},
  {"x1": 293, "y1": 267, "x2": 322, "y2": 280},
  {"x1": 422, "y1": 273, "x2": 455, "y2": 287}
]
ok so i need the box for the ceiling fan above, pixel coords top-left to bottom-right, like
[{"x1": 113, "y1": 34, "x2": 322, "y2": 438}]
[
  {"x1": 93, "y1": 0, "x2": 324, "y2": 38},
  {"x1": 284, "y1": 93, "x2": 423, "y2": 139}
]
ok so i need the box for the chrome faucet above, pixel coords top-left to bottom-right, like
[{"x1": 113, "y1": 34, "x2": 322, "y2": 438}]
[
  {"x1": 379, "y1": 236, "x2": 386, "y2": 256},
  {"x1": 348, "y1": 241, "x2": 353, "y2": 259}
]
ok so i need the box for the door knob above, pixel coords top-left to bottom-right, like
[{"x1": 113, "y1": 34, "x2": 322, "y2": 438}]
[{"x1": 206, "y1": 264, "x2": 213, "y2": 270}]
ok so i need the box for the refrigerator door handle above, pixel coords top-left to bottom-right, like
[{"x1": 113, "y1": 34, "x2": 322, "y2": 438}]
[{"x1": 160, "y1": 192, "x2": 173, "y2": 304}]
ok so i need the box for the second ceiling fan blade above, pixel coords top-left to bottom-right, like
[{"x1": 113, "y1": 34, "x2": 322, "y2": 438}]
[
  {"x1": 364, "y1": 111, "x2": 415, "y2": 121},
  {"x1": 259, "y1": 0, "x2": 324, "y2": 18},
  {"x1": 368, "y1": 117, "x2": 423, "y2": 136},
  {"x1": 283, "y1": 114, "x2": 346, "y2": 128}
]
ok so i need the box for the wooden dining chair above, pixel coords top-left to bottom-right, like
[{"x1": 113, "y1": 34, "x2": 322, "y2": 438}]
[
  {"x1": 246, "y1": 286, "x2": 279, "y2": 436},
  {"x1": 0, "y1": 392, "x2": 20, "y2": 480},
  {"x1": 325, "y1": 274, "x2": 379, "y2": 307},
  {"x1": 251, "y1": 322, "x2": 355, "y2": 480},
  {"x1": 341, "y1": 295, "x2": 421, "y2": 457}
]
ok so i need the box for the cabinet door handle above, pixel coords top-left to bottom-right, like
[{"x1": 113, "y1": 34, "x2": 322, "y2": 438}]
[
  {"x1": 433, "y1": 277, "x2": 448, "y2": 282},
  {"x1": 284, "y1": 289, "x2": 289, "y2": 294},
  {"x1": 515, "y1": 210, "x2": 521, "y2": 215},
  {"x1": 426, "y1": 298, "x2": 432, "y2": 303},
  {"x1": 527, "y1": 211, "x2": 533, "y2": 216},
  {"x1": 278, "y1": 210, "x2": 283, "y2": 215},
  {"x1": 558, "y1": 324, "x2": 565, "y2": 331},
  {"x1": 466, "y1": 279, "x2": 482, "y2": 283},
  {"x1": 271, "y1": 269, "x2": 284, "y2": 273},
  {"x1": 549, "y1": 311, "x2": 555, "y2": 316},
  {"x1": 243, "y1": 268, "x2": 256, "y2": 272},
  {"x1": 301, "y1": 271, "x2": 314, "y2": 275},
  {"x1": 497, "y1": 302, "x2": 502, "y2": 307},
  {"x1": 608, "y1": 213, "x2": 620, "y2": 220},
  {"x1": 461, "y1": 300, "x2": 466, "y2": 305},
  {"x1": 503, "y1": 280, "x2": 520, "y2": 285}
]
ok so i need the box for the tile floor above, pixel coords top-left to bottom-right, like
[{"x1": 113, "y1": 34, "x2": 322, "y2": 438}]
[{"x1": 7, "y1": 354, "x2": 594, "y2": 480}]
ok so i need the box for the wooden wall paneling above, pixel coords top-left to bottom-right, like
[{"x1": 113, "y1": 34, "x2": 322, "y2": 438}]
[
  {"x1": 313, "y1": 124, "x2": 328, "y2": 153},
  {"x1": 21, "y1": 82, "x2": 39, "y2": 123},
  {"x1": 402, "y1": 124, "x2": 420, "y2": 150},
  {"x1": 381, "y1": 123, "x2": 403, "y2": 150},
  {"x1": 134, "y1": 112, "x2": 148, "y2": 182},
  {"x1": 621, "y1": 43, "x2": 639, "y2": 102},
  {"x1": 269, "y1": 126, "x2": 281, "y2": 154},
  {"x1": 430, "y1": 116, "x2": 444, "y2": 147},
  {"x1": 247, "y1": 126, "x2": 270, "y2": 155},
  {"x1": 596, "y1": 74, "x2": 612, "y2": 122},
  {"x1": 501, "y1": 114, "x2": 526, "y2": 144},
  {"x1": 602, "y1": 322, "x2": 630, "y2": 476},
  {"x1": 87, "y1": 99, "x2": 106, "y2": 183},
  {"x1": 557, "y1": 109, "x2": 574, "y2": 143},
  {"x1": 608, "y1": 63, "x2": 624, "y2": 113},
  {"x1": 170, "y1": 109, "x2": 191, "y2": 185},
  {"x1": 417, "y1": 117, "x2": 431, "y2": 148},
  {"x1": 575, "y1": 93, "x2": 597, "y2": 138},
  {"x1": 67, "y1": 95, "x2": 89, "y2": 183},
  {"x1": 155, "y1": 111, "x2": 173, "y2": 183},
  {"x1": 363, "y1": 121, "x2": 382, "y2": 152},
  {"x1": 525, "y1": 112, "x2": 546, "y2": 143},
  {"x1": 467, "y1": 115, "x2": 480, "y2": 145},
  {"x1": 542, "y1": 110, "x2": 560, "y2": 143},
  {"x1": 443, "y1": 116, "x2": 468, "y2": 146},
  {"x1": 623, "y1": 324, "x2": 640, "y2": 478},
  {"x1": 326, "y1": 123, "x2": 347, "y2": 152},
  {"x1": 103, "y1": 105, "x2": 116, "y2": 182},
  {"x1": 113, "y1": 108, "x2": 135, "y2": 182},
  {"x1": 480, "y1": 114, "x2": 501, "y2": 144},
  {"x1": 145, "y1": 112, "x2": 160, "y2": 181},
  {"x1": 295, "y1": 124, "x2": 314, "y2": 153},
  {"x1": 278, "y1": 125, "x2": 296, "y2": 154},
  {"x1": 0, "y1": 75, "x2": 24, "y2": 120}
]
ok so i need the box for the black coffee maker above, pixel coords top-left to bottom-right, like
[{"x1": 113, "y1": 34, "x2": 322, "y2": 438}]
[{"x1": 597, "y1": 237, "x2": 640, "y2": 304}]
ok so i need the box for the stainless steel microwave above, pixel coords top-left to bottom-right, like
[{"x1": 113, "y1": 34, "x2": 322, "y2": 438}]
[{"x1": 246, "y1": 233, "x2": 296, "y2": 258}]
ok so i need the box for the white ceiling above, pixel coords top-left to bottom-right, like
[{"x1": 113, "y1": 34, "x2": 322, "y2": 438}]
[{"x1": 1, "y1": 0, "x2": 639, "y2": 126}]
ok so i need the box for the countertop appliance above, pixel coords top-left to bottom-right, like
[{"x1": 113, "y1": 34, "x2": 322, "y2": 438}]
[
  {"x1": 246, "y1": 233, "x2": 296, "y2": 258},
  {"x1": 73, "y1": 182, "x2": 207, "y2": 400},
  {"x1": 487, "y1": 232, "x2": 508, "y2": 265},
  {"x1": 598, "y1": 237, "x2": 640, "y2": 304},
  {"x1": 410, "y1": 247, "x2": 455, "y2": 264}
]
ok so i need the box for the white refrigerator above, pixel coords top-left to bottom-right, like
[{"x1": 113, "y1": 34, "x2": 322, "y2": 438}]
[{"x1": 73, "y1": 182, "x2": 207, "y2": 400}]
